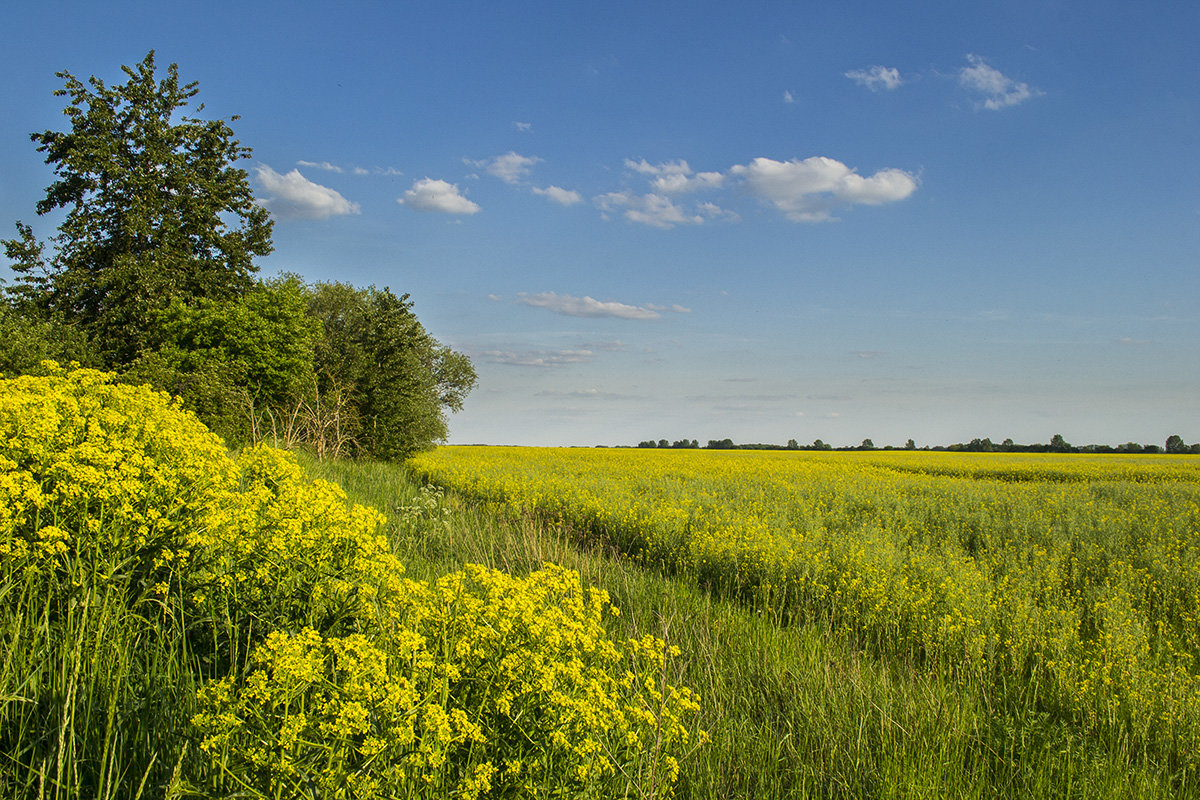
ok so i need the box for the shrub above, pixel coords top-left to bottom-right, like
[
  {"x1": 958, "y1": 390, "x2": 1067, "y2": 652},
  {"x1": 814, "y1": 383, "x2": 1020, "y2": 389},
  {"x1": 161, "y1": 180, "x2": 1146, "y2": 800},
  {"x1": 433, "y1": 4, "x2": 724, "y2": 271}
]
[{"x1": 0, "y1": 365, "x2": 701, "y2": 798}]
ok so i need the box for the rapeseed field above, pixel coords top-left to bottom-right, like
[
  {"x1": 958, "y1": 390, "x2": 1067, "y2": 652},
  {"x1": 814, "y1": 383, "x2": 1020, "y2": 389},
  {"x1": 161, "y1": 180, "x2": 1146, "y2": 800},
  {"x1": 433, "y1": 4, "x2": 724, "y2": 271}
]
[{"x1": 411, "y1": 446, "x2": 1200, "y2": 776}]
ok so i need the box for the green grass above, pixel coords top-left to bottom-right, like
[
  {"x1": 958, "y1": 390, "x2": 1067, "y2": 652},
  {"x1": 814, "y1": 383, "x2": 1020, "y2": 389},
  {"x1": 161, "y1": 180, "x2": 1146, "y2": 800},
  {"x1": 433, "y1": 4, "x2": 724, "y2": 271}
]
[{"x1": 300, "y1": 453, "x2": 1193, "y2": 799}]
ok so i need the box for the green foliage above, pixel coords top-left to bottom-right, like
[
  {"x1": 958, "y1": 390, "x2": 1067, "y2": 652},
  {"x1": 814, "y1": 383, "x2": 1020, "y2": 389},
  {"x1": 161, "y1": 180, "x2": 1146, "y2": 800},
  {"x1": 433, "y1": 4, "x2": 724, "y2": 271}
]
[
  {"x1": 3, "y1": 50, "x2": 272, "y2": 363},
  {"x1": 0, "y1": 303, "x2": 99, "y2": 376},
  {"x1": 125, "y1": 275, "x2": 319, "y2": 445},
  {"x1": 307, "y1": 282, "x2": 477, "y2": 460}
]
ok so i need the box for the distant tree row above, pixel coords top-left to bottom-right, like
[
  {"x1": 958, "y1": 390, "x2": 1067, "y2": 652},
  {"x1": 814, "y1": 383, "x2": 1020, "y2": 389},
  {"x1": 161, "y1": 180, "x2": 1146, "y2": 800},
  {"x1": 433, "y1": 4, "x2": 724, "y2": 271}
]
[
  {"x1": 1, "y1": 52, "x2": 475, "y2": 460},
  {"x1": 633, "y1": 434, "x2": 1199, "y2": 454},
  {"x1": 939, "y1": 434, "x2": 1199, "y2": 455}
]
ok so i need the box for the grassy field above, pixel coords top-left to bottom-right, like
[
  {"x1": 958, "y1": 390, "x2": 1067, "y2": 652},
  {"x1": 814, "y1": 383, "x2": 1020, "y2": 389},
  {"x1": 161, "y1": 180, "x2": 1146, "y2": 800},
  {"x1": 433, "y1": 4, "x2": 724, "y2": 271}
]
[{"x1": 386, "y1": 446, "x2": 1200, "y2": 799}]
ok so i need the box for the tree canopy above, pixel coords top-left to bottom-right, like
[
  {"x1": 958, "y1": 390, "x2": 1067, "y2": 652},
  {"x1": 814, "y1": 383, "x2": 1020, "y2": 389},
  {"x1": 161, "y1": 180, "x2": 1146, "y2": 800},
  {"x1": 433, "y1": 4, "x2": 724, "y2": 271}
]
[{"x1": 3, "y1": 50, "x2": 272, "y2": 362}]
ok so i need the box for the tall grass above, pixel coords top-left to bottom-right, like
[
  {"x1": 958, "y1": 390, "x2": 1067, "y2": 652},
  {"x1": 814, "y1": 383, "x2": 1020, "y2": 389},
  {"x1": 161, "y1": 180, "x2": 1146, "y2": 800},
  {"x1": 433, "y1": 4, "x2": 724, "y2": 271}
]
[{"x1": 305, "y1": 451, "x2": 1196, "y2": 799}]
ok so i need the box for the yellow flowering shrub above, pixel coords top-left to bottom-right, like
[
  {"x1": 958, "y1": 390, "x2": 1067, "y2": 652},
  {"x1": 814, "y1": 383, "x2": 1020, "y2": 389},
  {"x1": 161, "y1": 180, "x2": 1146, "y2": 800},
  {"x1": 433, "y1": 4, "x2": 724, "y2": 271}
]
[
  {"x1": 1, "y1": 366, "x2": 701, "y2": 797},
  {"x1": 0, "y1": 365, "x2": 402, "y2": 634},
  {"x1": 194, "y1": 563, "x2": 702, "y2": 799},
  {"x1": 191, "y1": 443, "x2": 405, "y2": 637},
  {"x1": 0, "y1": 364, "x2": 237, "y2": 586}
]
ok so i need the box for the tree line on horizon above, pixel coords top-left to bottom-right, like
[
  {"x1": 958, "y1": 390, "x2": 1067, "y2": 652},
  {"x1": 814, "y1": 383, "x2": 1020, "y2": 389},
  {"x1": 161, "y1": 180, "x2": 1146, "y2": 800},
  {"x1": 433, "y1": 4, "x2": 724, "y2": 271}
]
[
  {"x1": 637, "y1": 434, "x2": 1199, "y2": 454},
  {"x1": 0, "y1": 51, "x2": 475, "y2": 460}
]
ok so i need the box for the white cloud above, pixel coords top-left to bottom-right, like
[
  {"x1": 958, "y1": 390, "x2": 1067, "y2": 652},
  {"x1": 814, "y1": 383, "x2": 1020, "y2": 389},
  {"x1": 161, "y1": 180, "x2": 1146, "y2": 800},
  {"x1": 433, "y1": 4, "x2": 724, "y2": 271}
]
[
  {"x1": 297, "y1": 160, "x2": 343, "y2": 173},
  {"x1": 479, "y1": 348, "x2": 594, "y2": 367},
  {"x1": 297, "y1": 160, "x2": 403, "y2": 177},
  {"x1": 535, "y1": 388, "x2": 635, "y2": 399},
  {"x1": 729, "y1": 156, "x2": 917, "y2": 222},
  {"x1": 517, "y1": 291, "x2": 662, "y2": 320},
  {"x1": 469, "y1": 151, "x2": 542, "y2": 184},
  {"x1": 625, "y1": 158, "x2": 692, "y2": 176},
  {"x1": 514, "y1": 121, "x2": 532, "y2": 131},
  {"x1": 624, "y1": 158, "x2": 724, "y2": 194},
  {"x1": 698, "y1": 202, "x2": 740, "y2": 223},
  {"x1": 254, "y1": 165, "x2": 361, "y2": 220},
  {"x1": 783, "y1": 90, "x2": 796, "y2": 104},
  {"x1": 594, "y1": 191, "x2": 704, "y2": 228},
  {"x1": 836, "y1": 168, "x2": 922, "y2": 205},
  {"x1": 581, "y1": 339, "x2": 627, "y2": 352},
  {"x1": 959, "y1": 54, "x2": 1042, "y2": 110},
  {"x1": 844, "y1": 65, "x2": 903, "y2": 91},
  {"x1": 398, "y1": 178, "x2": 480, "y2": 215},
  {"x1": 532, "y1": 185, "x2": 583, "y2": 206},
  {"x1": 652, "y1": 170, "x2": 725, "y2": 194}
]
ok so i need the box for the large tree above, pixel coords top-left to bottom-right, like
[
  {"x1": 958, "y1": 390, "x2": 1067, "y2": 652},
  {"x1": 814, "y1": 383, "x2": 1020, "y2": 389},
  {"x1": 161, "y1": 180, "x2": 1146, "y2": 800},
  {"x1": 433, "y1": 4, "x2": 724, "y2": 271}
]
[
  {"x1": 306, "y1": 283, "x2": 477, "y2": 460},
  {"x1": 3, "y1": 51, "x2": 273, "y2": 363}
]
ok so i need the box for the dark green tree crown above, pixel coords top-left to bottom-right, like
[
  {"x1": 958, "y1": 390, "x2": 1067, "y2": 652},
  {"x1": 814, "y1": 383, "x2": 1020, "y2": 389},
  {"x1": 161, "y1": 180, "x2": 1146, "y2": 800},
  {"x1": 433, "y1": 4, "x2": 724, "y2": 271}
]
[{"x1": 5, "y1": 50, "x2": 273, "y2": 363}]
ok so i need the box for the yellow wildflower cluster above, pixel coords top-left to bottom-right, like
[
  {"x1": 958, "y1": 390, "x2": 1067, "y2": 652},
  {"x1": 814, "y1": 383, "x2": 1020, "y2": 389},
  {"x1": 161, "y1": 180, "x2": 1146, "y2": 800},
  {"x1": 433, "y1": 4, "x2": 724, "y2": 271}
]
[
  {"x1": 0, "y1": 364, "x2": 235, "y2": 576},
  {"x1": 1, "y1": 367, "x2": 701, "y2": 797},
  {"x1": 411, "y1": 446, "x2": 1200, "y2": 760},
  {"x1": 194, "y1": 563, "x2": 701, "y2": 798}
]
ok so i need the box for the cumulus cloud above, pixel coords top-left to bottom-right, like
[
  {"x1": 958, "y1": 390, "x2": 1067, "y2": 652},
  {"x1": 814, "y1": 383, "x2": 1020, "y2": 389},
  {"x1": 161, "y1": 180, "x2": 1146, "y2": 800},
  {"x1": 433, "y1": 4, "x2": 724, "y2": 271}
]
[
  {"x1": 623, "y1": 158, "x2": 723, "y2": 194},
  {"x1": 468, "y1": 151, "x2": 542, "y2": 184},
  {"x1": 517, "y1": 291, "x2": 664, "y2": 320},
  {"x1": 595, "y1": 191, "x2": 704, "y2": 229},
  {"x1": 297, "y1": 160, "x2": 403, "y2": 177},
  {"x1": 729, "y1": 156, "x2": 917, "y2": 222},
  {"x1": 532, "y1": 185, "x2": 583, "y2": 206},
  {"x1": 254, "y1": 165, "x2": 361, "y2": 220},
  {"x1": 600, "y1": 159, "x2": 738, "y2": 226},
  {"x1": 959, "y1": 54, "x2": 1042, "y2": 109},
  {"x1": 398, "y1": 178, "x2": 480, "y2": 215},
  {"x1": 651, "y1": 170, "x2": 725, "y2": 194},
  {"x1": 845, "y1": 65, "x2": 903, "y2": 91},
  {"x1": 624, "y1": 158, "x2": 692, "y2": 176},
  {"x1": 698, "y1": 202, "x2": 740, "y2": 223}
]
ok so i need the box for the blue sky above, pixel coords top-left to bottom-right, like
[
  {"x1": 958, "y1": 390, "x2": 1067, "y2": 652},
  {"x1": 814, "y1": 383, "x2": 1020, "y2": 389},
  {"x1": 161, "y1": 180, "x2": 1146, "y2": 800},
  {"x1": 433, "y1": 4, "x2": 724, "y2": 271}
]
[{"x1": 3, "y1": 0, "x2": 1197, "y2": 447}]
